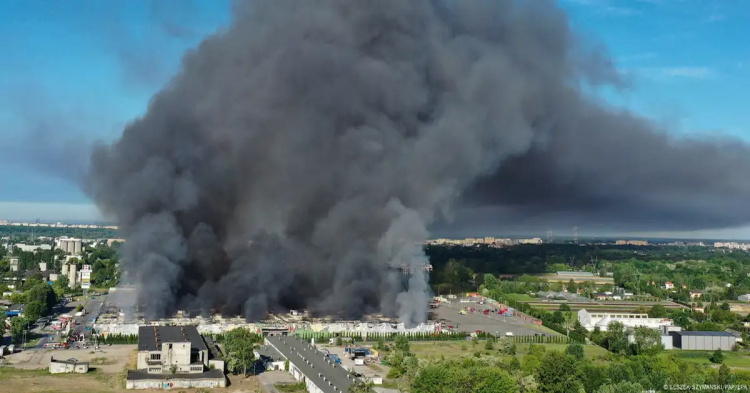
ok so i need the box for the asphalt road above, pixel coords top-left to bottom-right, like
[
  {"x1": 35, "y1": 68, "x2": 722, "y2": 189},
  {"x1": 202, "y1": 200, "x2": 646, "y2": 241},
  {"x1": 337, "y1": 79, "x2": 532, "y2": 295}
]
[
  {"x1": 20, "y1": 294, "x2": 108, "y2": 351},
  {"x1": 70, "y1": 296, "x2": 105, "y2": 341}
]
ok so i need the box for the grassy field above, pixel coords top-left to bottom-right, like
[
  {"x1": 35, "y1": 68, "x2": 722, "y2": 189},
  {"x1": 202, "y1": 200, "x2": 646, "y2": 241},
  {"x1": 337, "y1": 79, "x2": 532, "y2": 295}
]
[
  {"x1": 0, "y1": 363, "x2": 262, "y2": 393},
  {"x1": 660, "y1": 351, "x2": 750, "y2": 368},
  {"x1": 409, "y1": 340, "x2": 609, "y2": 360},
  {"x1": 275, "y1": 382, "x2": 307, "y2": 392},
  {"x1": 503, "y1": 293, "x2": 535, "y2": 302}
]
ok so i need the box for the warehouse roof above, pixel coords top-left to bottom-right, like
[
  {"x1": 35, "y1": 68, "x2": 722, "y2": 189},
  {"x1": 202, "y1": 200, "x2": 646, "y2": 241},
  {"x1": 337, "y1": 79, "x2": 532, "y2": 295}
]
[
  {"x1": 255, "y1": 345, "x2": 284, "y2": 362},
  {"x1": 675, "y1": 331, "x2": 734, "y2": 337},
  {"x1": 137, "y1": 325, "x2": 208, "y2": 352},
  {"x1": 266, "y1": 335, "x2": 353, "y2": 393}
]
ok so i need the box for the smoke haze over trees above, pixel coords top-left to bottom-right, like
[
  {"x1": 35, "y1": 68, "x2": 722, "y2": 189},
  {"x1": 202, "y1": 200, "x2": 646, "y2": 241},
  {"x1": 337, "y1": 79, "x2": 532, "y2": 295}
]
[{"x1": 87, "y1": 0, "x2": 750, "y2": 322}]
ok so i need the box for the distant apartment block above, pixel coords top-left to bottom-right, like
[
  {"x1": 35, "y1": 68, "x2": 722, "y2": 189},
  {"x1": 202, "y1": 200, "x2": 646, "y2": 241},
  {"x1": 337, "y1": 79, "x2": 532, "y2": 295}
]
[
  {"x1": 715, "y1": 242, "x2": 750, "y2": 251},
  {"x1": 615, "y1": 240, "x2": 649, "y2": 246},
  {"x1": 428, "y1": 237, "x2": 543, "y2": 247}
]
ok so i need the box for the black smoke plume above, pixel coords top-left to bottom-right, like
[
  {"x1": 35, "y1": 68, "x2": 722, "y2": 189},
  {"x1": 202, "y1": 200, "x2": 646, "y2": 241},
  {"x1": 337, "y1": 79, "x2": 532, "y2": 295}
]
[{"x1": 87, "y1": 0, "x2": 748, "y2": 322}]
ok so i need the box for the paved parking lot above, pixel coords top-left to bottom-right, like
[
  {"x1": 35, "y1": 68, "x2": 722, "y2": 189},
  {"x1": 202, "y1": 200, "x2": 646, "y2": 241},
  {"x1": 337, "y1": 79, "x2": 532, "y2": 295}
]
[{"x1": 431, "y1": 301, "x2": 559, "y2": 336}]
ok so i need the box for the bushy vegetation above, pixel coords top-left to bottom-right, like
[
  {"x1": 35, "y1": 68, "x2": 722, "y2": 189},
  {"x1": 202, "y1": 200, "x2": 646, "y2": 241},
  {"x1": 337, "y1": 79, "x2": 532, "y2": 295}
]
[{"x1": 396, "y1": 336, "x2": 745, "y2": 393}]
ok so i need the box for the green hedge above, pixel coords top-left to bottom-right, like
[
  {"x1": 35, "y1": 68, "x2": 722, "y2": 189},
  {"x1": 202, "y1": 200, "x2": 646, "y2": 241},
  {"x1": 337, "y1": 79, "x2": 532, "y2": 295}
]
[{"x1": 98, "y1": 333, "x2": 138, "y2": 344}]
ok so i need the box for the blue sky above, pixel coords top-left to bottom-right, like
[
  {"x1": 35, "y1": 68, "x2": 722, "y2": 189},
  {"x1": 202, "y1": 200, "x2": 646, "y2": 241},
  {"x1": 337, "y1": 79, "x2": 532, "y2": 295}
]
[{"x1": 0, "y1": 1, "x2": 748, "y2": 235}]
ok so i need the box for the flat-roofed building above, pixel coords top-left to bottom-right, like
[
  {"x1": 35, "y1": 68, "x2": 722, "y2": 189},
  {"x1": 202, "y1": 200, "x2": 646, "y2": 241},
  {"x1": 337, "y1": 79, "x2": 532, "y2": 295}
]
[
  {"x1": 578, "y1": 309, "x2": 673, "y2": 331},
  {"x1": 136, "y1": 325, "x2": 208, "y2": 374},
  {"x1": 128, "y1": 326, "x2": 225, "y2": 389},
  {"x1": 49, "y1": 357, "x2": 89, "y2": 374},
  {"x1": 671, "y1": 331, "x2": 736, "y2": 351}
]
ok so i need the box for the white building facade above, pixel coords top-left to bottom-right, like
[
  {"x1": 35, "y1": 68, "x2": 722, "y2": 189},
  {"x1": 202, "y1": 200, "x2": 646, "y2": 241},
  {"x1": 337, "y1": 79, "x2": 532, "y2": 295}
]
[{"x1": 578, "y1": 309, "x2": 673, "y2": 332}]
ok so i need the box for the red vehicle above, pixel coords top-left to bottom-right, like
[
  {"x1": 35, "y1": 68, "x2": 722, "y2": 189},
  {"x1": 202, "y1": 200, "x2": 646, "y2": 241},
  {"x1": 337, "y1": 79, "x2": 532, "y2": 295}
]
[{"x1": 483, "y1": 310, "x2": 489, "y2": 315}]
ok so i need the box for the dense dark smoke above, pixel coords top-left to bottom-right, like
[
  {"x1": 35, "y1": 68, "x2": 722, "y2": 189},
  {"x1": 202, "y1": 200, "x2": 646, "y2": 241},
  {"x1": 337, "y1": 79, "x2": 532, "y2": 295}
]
[
  {"x1": 87, "y1": 0, "x2": 749, "y2": 323},
  {"x1": 459, "y1": 104, "x2": 750, "y2": 235}
]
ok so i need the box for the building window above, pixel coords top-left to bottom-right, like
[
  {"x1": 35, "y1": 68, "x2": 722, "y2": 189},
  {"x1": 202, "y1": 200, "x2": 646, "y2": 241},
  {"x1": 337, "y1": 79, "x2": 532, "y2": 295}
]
[
  {"x1": 148, "y1": 367, "x2": 161, "y2": 373},
  {"x1": 150, "y1": 353, "x2": 161, "y2": 360},
  {"x1": 191, "y1": 366, "x2": 202, "y2": 372}
]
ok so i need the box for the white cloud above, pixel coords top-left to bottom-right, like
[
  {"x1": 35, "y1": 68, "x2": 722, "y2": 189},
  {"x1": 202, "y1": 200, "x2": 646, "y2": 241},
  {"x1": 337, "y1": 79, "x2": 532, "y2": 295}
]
[
  {"x1": 703, "y1": 14, "x2": 726, "y2": 23},
  {"x1": 638, "y1": 66, "x2": 715, "y2": 79},
  {"x1": 662, "y1": 67, "x2": 714, "y2": 78},
  {"x1": 602, "y1": 6, "x2": 641, "y2": 16}
]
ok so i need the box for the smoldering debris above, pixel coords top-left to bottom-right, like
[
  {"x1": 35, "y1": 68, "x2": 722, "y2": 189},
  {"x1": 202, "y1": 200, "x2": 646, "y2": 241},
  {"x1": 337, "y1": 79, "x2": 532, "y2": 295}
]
[{"x1": 87, "y1": 0, "x2": 750, "y2": 323}]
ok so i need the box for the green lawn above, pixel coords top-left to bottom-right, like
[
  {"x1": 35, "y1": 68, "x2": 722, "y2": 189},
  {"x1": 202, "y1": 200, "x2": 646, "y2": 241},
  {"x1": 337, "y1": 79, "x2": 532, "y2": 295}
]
[
  {"x1": 503, "y1": 294, "x2": 535, "y2": 302},
  {"x1": 409, "y1": 340, "x2": 609, "y2": 360},
  {"x1": 660, "y1": 350, "x2": 750, "y2": 368},
  {"x1": 274, "y1": 382, "x2": 307, "y2": 392},
  {"x1": 0, "y1": 367, "x2": 49, "y2": 380}
]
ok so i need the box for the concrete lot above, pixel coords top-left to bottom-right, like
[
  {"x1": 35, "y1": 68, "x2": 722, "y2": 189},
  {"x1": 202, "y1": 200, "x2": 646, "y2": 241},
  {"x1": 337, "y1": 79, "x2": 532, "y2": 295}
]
[
  {"x1": 3, "y1": 344, "x2": 136, "y2": 373},
  {"x1": 257, "y1": 370, "x2": 298, "y2": 393},
  {"x1": 431, "y1": 301, "x2": 560, "y2": 336}
]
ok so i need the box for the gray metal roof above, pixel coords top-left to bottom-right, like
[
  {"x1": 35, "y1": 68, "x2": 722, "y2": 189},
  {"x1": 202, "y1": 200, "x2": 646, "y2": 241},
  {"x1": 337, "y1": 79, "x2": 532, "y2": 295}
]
[
  {"x1": 137, "y1": 325, "x2": 208, "y2": 352},
  {"x1": 266, "y1": 335, "x2": 353, "y2": 393},
  {"x1": 255, "y1": 345, "x2": 284, "y2": 362},
  {"x1": 51, "y1": 357, "x2": 89, "y2": 366},
  {"x1": 675, "y1": 331, "x2": 734, "y2": 337}
]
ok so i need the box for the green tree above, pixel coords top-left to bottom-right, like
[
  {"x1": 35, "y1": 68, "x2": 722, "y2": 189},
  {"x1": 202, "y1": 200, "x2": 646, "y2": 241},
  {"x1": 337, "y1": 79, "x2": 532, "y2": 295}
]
[
  {"x1": 604, "y1": 321, "x2": 628, "y2": 354},
  {"x1": 631, "y1": 326, "x2": 663, "y2": 355},
  {"x1": 376, "y1": 338, "x2": 386, "y2": 351},
  {"x1": 53, "y1": 275, "x2": 69, "y2": 298},
  {"x1": 648, "y1": 304, "x2": 668, "y2": 318},
  {"x1": 717, "y1": 363, "x2": 734, "y2": 387},
  {"x1": 536, "y1": 351, "x2": 581, "y2": 393},
  {"x1": 483, "y1": 274, "x2": 499, "y2": 290},
  {"x1": 590, "y1": 326, "x2": 604, "y2": 345},
  {"x1": 595, "y1": 381, "x2": 644, "y2": 393},
  {"x1": 411, "y1": 362, "x2": 517, "y2": 393},
  {"x1": 10, "y1": 317, "x2": 25, "y2": 344},
  {"x1": 223, "y1": 328, "x2": 261, "y2": 376},
  {"x1": 559, "y1": 303, "x2": 571, "y2": 312},
  {"x1": 24, "y1": 273, "x2": 44, "y2": 289},
  {"x1": 484, "y1": 338, "x2": 494, "y2": 351},
  {"x1": 551, "y1": 310, "x2": 565, "y2": 325},
  {"x1": 710, "y1": 348, "x2": 725, "y2": 364},
  {"x1": 348, "y1": 380, "x2": 376, "y2": 393},
  {"x1": 394, "y1": 335, "x2": 410, "y2": 353},
  {"x1": 565, "y1": 342, "x2": 584, "y2": 360},
  {"x1": 25, "y1": 301, "x2": 46, "y2": 322}
]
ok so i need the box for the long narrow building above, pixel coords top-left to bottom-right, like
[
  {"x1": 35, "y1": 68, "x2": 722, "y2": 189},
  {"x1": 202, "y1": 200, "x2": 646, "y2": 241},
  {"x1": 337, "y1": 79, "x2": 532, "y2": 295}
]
[{"x1": 265, "y1": 335, "x2": 353, "y2": 393}]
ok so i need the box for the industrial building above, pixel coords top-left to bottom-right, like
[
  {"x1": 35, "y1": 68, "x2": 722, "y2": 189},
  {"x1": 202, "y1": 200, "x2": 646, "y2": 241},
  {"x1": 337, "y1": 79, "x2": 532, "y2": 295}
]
[
  {"x1": 56, "y1": 237, "x2": 83, "y2": 255},
  {"x1": 254, "y1": 345, "x2": 286, "y2": 371},
  {"x1": 265, "y1": 335, "x2": 354, "y2": 393},
  {"x1": 671, "y1": 331, "x2": 736, "y2": 351},
  {"x1": 49, "y1": 357, "x2": 90, "y2": 374},
  {"x1": 127, "y1": 326, "x2": 225, "y2": 389},
  {"x1": 578, "y1": 309, "x2": 673, "y2": 331}
]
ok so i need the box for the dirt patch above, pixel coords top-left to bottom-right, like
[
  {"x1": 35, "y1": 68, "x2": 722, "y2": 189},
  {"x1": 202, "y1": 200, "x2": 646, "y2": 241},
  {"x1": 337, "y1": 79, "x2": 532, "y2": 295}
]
[
  {"x1": 0, "y1": 368, "x2": 264, "y2": 393},
  {"x1": 3, "y1": 345, "x2": 136, "y2": 373},
  {"x1": 1, "y1": 345, "x2": 265, "y2": 392}
]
